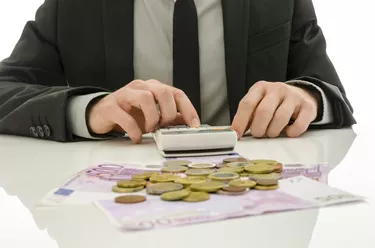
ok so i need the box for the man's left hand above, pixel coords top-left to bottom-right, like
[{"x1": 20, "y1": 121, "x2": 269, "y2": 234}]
[{"x1": 231, "y1": 81, "x2": 318, "y2": 139}]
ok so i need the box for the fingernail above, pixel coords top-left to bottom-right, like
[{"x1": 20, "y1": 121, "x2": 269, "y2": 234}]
[
  {"x1": 191, "y1": 118, "x2": 200, "y2": 128},
  {"x1": 236, "y1": 131, "x2": 241, "y2": 140}
]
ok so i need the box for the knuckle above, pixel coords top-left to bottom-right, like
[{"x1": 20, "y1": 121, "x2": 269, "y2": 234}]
[
  {"x1": 240, "y1": 98, "x2": 256, "y2": 109},
  {"x1": 174, "y1": 89, "x2": 186, "y2": 98},
  {"x1": 147, "y1": 79, "x2": 162, "y2": 85},
  {"x1": 128, "y1": 79, "x2": 143, "y2": 88},
  {"x1": 255, "y1": 106, "x2": 273, "y2": 119},
  {"x1": 140, "y1": 91, "x2": 154, "y2": 101}
]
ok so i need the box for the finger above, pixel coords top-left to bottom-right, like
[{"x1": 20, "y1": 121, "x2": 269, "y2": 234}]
[
  {"x1": 285, "y1": 102, "x2": 316, "y2": 138},
  {"x1": 250, "y1": 91, "x2": 283, "y2": 138},
  {"x1": 266, "y1": 97, "x2": 296, "y2": 138},
  {"x1": 231, "y1": 83, "x2": 267, "y2": 138},
  {"x1": 119, "y1": 89, "x2": 160, "y2": 133},
  {"x1": 111, "y1": 105, "x2": 143, "y2": 143},
  {"x1": 159, "y1": 113, "x2": 186, "y2": 127},
  {"x1": 143, "y1": 81, "x2": 178, "y2": 126},
  {"x1": 173, "y1": 89, "x2": 200, "y2": 127}
]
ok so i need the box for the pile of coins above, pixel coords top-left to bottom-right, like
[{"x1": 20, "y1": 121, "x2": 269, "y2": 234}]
[{"x1": 113, "y1": 158, "x2": 282, "y2": 204}]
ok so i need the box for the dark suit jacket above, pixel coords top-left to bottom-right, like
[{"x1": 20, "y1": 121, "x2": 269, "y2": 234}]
[{"x1": 0, "y1": 0, "x2": 356, "y2": 142}]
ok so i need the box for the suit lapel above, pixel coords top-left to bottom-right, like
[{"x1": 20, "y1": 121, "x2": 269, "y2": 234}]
[
  {"x1": 102, "y1": 0, "x2": 134, "y2": 90},
  {"x1": 222, "y1": 0, "x2": 250, "y2": 120}
]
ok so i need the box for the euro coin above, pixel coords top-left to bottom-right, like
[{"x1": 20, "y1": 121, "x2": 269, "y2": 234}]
[
  {"x1": 217, "y1": 189, "x2": 249, "y2": 196},
  {"x1": 163, "y1": 160, "x2": 191, "y2": 167},
  {"x1": 208, "y1": 172, "x2": 240, "y2": 182},
  {"x1": 117, "y1": 179, "x2": 147, "y2": 188},
  {"x1": 132, "y1": 172, "x2": 158, "y2": 180},
  {"x1": 112, "y1": 185, "x2": 144, "y2": 193},
  {"x1": 150, "y1": 174, "x2": 180, "y2": 183},
  {"x1": 223, "y1": 157, "x2": 249, "y2": 163},
  {"x1": 182, "y1": 192, "x2": 210, "y2": 202},
  {"x1": 244, "y1": 164, "x2": 276, "y2": 174},
  {"x1": 229, "y1": 179, "x2": 257, "y2": 188},
  {"x1": 185, "y1": 168, "x2": 214, "y2": 176},
  {"x1": 161, "y1": 165, "x2": 187, "y2": 173},
  {"x1": 271, "y1": 163, "x2": 283, "y2": 173},
  {"x1": 188, "y1": 163, "x2": 216, "y2": 169},
  {"x1": 225, "y1": 162, "x2": 252, "y2": 168},
  {"x1": 215, "y1": 163, "x2": 227, "y2": 168},
  {"x1": 115, "y1": 195, "x2": 146, "y2": 204},
  {"x1": 240, "y1": 172, "x2": 250, "y2": 177},
  {"x1": 254, "y1": 185, "x2": 279, "y2": 190},
  {"x1": 174, "y1": 176, "x2": 207, "y2": 186},
  {"x1": 190, "y1": 181, "x2": 224, "y2": 192},
  {"x1": 217, "y1": 167, "x2": 244, "y2": 173},
  {"x1": 222, "y1": 186, "x2": 247, "y2": 192},
  {"x1": 160, "y1": 189, "x2": 190, "y2": 201},
  {"x1": 248, "y1": 173, "x2": 280, "y2": 186},
  {"x1": 250, "y1": 159, "x2": 279, "y2": 165},
  {"x1": 146, "y1": 182, "x2": 184, "y2": 195}
]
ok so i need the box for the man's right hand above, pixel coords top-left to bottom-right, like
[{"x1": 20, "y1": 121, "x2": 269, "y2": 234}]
[{"x1": 87, "y1": 79, "x2": 200, "y2": 143}]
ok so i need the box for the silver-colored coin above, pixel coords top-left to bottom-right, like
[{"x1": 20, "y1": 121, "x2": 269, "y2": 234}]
[{"x1": 188, "y1": 163, "x2": 216, "y2": 169}]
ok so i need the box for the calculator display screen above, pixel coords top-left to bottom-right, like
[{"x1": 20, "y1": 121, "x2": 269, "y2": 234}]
[{"x1": 162, "y1": 129, "x2": 234, "y2": 135}]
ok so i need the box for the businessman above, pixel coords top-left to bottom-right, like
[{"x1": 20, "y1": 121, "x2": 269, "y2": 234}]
[{"x1": 0, "y1": 0, "x2": 356, "y2": 143}]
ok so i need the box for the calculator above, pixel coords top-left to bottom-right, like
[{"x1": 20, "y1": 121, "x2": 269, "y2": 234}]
[{"x1": 153, "y1": 125, "x2": 238, "y2": 157}]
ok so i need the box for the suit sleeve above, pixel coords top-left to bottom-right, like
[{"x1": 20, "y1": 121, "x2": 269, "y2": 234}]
[
  {"x1": 0, "y1": 0, "x2": 109, "y2": 141},
  {"x1": 286, "y1": 0, "x2": 356, "y2": 128}
]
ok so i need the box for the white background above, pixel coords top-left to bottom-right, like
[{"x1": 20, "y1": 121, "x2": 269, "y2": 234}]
[{"x1": 0, "y1": 0, "x2": 374, "y2": 248}]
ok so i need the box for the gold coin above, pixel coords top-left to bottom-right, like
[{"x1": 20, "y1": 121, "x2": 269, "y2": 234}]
[
  {"x1": 185, "y1": 169, "x2": 215, "y2": 176},
  {"x1": 225, "y1": 162, "x2": 252, "y2": 168},
  {"x1": 163, "y1": 160, "x2": 191, "y2": 167},
  {"x1": 146, "y1": 182, "x2": 184, "y2": 195},
  {"x1": 248, "y1": 173, "x2": 280, "y2": 186},
  {"x1": 160, "y1": 189, "x2": 190, "y2": 201},
  {"x1": 250, "y1": 159, "x2": 279, "y2": 165},
  {"x1": 223, "y1": 157, "x2": 249, "y2": 163},
  {"x1": 149, "y1": 174, "x2": 180, "y2": 183},
  {"x1": 208, "y1": 172, "x2": 240, "y2": 182},
  {"x1": 254, "y1": 184, "x2": 279, "y2": 190},
  {"x1": 188, "y1": 163, "x2": 216, "y2": 169},
  {"x1": 244, "y1": 164, "x2": 276, "y2": 174},
  {"x1": 240, "y1": 172, "x2": 250, "y2": 177},
  {"x1": 112, "y1": 185, "x2": 144, "y2": 193},
  {"x1": 190, "y1": 181, "x2": 224, "y2": 192},
  {"x1": 217, "y1": 166, "x2": 244, "y2": 173},
  {"x1": 182, "y1": 192, "x2": 210, "y2": 202},
  {"x1": 115, "y1": 195, "x2": 146, "y2": 204},
  {"x1": 222, "y1": 186, "x2": 247, "y2": 192},
  {"x1": 161, "y1": 165, "x2": 187, "y2": 173},
  {"x1": 174, "y1": 176, "x2": 207, "y2": 185},
  {"x1": 117, "y1": 179, "x2": 147, "y2": 188},
  {"x1": 131, "y1": 172, "x2": 158, "y2": 180},
  {"x1": 217, "y1": 188, "x2": 249, "y2": 196},
  {"x1": 229, "y1": 179, "x2": 257, "y2": 188}
]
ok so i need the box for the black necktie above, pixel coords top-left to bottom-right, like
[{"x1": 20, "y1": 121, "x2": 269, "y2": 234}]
[{"x1": 173, "y1": 0, "x2": 201, "y2": 117}]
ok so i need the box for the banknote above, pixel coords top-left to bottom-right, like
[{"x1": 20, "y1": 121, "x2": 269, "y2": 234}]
[
  {"x1": 94, "y1": 176, "x2": 364, "y2": 231},
  {"x1": 38, "y1": 154, "x2": 330, "y2": 206}
]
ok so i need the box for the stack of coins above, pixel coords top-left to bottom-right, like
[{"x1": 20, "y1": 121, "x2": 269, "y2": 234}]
[{"x1": 112, "y1": 158, "x2": 283, "y2": 204}]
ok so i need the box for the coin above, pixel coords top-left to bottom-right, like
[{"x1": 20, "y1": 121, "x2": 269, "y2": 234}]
[
  {"x1": 160, "y1": 189, "x2": 190, "y2": 201},
  {"x1": 117, "y1": 179, "x2": 147, "y2": 188},
  {"x1": 254, "y1": 185, "x2": 279, "y2": 190},
  {"x1": 161, "y1": 165, "x2": 187, "y2": 173},
  {"x1": 115, "y1": 195, "x2": 146, "y2": 204},
  {"x1": 182, "y1": 192, "x2": 210, "y2": 202},
  {"x1": 190, "y1": 181, "x2": 224, "y2": 192},
  {"x1": 229, "y1": 179, "x2": 257, "y2": 188},
  {"x1": 225, "y1": 162, "x2": 251, "y2": 168},
  {"x1": 250, "y1": 159, "x2": 279, "y2": 165},
  {"x1": 132, "y1": 172, "x2": 158, "y2": 180},
  {"x1": 271, "y1": 163, "x2": 283, "y2": 173},
  {"x1": 217, "y1": 189, "x2": 249, "y2": 196},
  {"x1": 244, "y1": 164, "x2": 276, "y2": 174},
  {"x1": 222, "y1": 186, "x2": 247, "y2": 192},
  {"x1": 217, "y1": 166, "x2": 244, "y2": 174},
  {"x1": 163, "y1": 160, "x2": 191, "y2": 167},
  {"x1": 215, "y1": 163, "x2": 227, "y2": 168},
  {"x1": 208, "y1": 172, "x2": 240, "y2": 182},
  {"x1": 149, "y1": 174, "x2": 180, "y2": 183},
  {"x1": 185, "y1": 168, "x2": 214, "y2": 176},
  {"x1": 248, "y1": 173, "x2": 280, "y2": 186},
  {"x1": 174, "y1": 176, "x2": 207, "y2": 186},
  {"x1": 223, "y1": 157, "x2": 249, "y2": 163},
  {"x1": 146, "y1": 182, "x2": 184, "y2": 195},
  {"x1": 145, "y1": 164, "x2": 163, "y2": 169},
  {"x1": 240, "y1": 172, "x2": 250, "y2": 177},
  {"x1": 188, "y1": 163, "x2": 216, "y2": 169},
  {"x1": 112, "y1": 185, "x2": 144, "y2": 193}
]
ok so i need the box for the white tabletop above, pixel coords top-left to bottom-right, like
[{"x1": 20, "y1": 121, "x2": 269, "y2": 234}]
[{"x1": 0, "y1": 127, "x2": 374, "y2": 248}]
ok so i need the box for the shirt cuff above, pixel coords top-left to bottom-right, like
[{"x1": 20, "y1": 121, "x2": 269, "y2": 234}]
[
  {"x1": 67, "y1": 92, "x2": 110, "y2": 139},
  {"x1": 286, "y1": 80, "x2": 333, "y2": 125}
]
